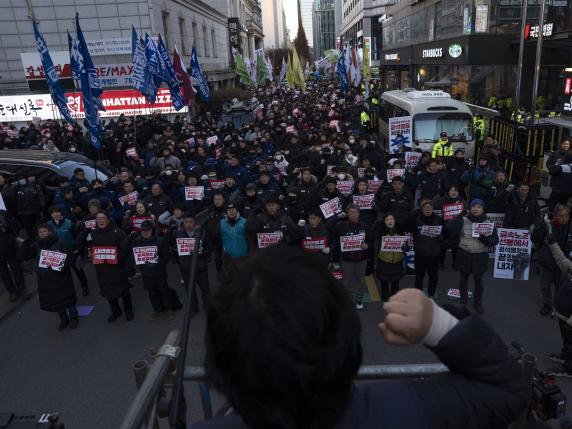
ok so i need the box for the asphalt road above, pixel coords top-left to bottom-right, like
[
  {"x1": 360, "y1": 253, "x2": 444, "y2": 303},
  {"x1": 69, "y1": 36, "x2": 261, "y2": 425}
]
[{"x1": 0, "y1": 258, "x2": 570, "y2": 428}]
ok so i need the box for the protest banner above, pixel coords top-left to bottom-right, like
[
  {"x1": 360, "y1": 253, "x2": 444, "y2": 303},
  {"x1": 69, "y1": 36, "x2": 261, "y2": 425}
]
[
  {"x1": 380, "y1": 236, "x2": 408, "y2": 252},
  {"x1": 472, "y1": 222, "x2": 494, "y2": 238},
  {"x1": 206, "y1": 136, "x2": 218, "y2": 146},
  {"x1": 125, "y1": 147, "x2": 137, "y2": 158},
  {"x1": 442, "y1": 202, "x2": 464, "y2": 221},
  {"x1": 38, "y1": 250, "x2": 67, "y2": 271},
  {"x1": 32, "y1": 116, "x2": 41, "y2": 125},
  {"x1": 420, "y1": 225, "x2": 442, "y2": 237},
  {"x1": 340, "y1": 233, "x2": 366, "y2": 252},
  {"x1": 336, "y1": 180, "x2": 354, "y2": 196},
  {"x1": 367, "y1": 180, "x2": 382, "y2": 193},
  {"x1": 319, "y1": 197, "x2": 342, "y2": 219},
  {"x1": 494, "y1": 228, "x2": 532, "y2": 280},
  {"x1": 131, "y1": 216, "x2": 153, "y2": 231},
  {"x1": 185, "y1": 186, "x2": 205, "y2": 201},
  {"x1": 84, "y1": 219, "x2": 96, "y2": 230},
  {"x1": 405, "y1": 152, "x2": 422, "y2": 170},
  {"x1": 257, "y1": 232, "x2": 283, "y2": 249},
  {"x1": 176, "y1": 237, "x2": 196, "y2": 256},
  {"x1": 92, "y1": 246, "x2": 118, "y2": 265},
  {"x1": 132, "y1": 246, "x2": 158, "y2": 265},
  {"x1": 389, "y1": 116, "x2": 412, "y2": 154},
  {"x1": 352, "y1": 194, "x2": 375, "y2": 210},
  {"x1": 386, "y1": 169, "x2": 405, "y2": 182},
  {"x1": 119, "y1": 190, "x2": 138, "y2": 206},
  {"x1": 488, "y1": 213, "x2": 506, "y2": 229},
  {"x1": 301, "y1": 237, "x2": 328, "y2": 252},
  {"x1": 208, "y1": 179, "x2": 225, "y2": 190}
]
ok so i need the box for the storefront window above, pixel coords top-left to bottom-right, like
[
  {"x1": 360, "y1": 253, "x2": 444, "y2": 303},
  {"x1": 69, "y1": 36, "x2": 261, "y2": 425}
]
[
  {"x1": 468, "y1": 65, "x2": 516, "y2": 105},
  {"x1": 423, "y1": 65, "x2": 470, "y2": 100}
]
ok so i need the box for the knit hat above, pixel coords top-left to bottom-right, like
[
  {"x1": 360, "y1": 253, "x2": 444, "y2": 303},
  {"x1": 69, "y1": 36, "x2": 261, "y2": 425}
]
[
  {"x1": 88, "y1": 199, "x2": 101, "y2": 209},
  {"x1": 470, "y1": 198, "x2": 485, "y2": 208}
]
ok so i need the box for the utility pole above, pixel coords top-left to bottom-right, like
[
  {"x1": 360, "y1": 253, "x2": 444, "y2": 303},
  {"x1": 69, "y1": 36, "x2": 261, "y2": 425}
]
[
  {"x1": 513, "y1": 0, "x2": 528, "y2": 123},
  {"x1": 530, "y1": 0, "x2": 547, "y2": 123}
]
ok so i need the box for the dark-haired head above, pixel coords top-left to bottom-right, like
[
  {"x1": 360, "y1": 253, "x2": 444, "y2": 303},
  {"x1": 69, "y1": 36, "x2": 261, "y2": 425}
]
[{"x1": 205, "y1": 245, "x2": 362, "y2": 429}]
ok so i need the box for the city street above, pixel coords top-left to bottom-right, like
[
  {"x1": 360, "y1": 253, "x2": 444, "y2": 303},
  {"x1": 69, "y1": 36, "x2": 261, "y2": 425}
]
[{"x1": 0, "y1": 258, "x2": 570, "y2": 428}]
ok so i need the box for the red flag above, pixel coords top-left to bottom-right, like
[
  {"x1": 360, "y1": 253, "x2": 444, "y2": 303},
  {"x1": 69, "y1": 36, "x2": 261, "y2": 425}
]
[{"x1": 173, "y1": 46, "x2": 195, "y2": 107}]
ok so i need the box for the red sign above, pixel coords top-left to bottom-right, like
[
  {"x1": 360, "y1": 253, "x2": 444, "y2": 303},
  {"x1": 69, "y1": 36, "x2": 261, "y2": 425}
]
[
  {"x1": 84, "y1": 219, "x2": 96, "y2": 230},
  {"x1": 565, "y1": 78, "x2": 572, "y2": 96},
  {"x1": 130, "y1": 216, "x2": 153, "y2": 231},
  {"x1": 442, "y1": 202, "x2": 464, "y2": 221},
  {"x1": 92, "y1": 246, "x2": 118, "y2": 265},
  {"x1": 208, "y1": 179, "x2": 225, "y2": 190},
  {"x1": 301, "y1": 237, "x2": 328, "y2": 252},
  {"x1": 353, "y1": 194, "x2": 375, "y2": 210}
]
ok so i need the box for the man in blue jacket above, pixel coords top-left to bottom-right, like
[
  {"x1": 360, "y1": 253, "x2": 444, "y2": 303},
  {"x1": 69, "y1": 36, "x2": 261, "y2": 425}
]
[
  {"x1": 195, "y1": 245, "x2": 527, "y2": 429},
  {"x1": 218, "y1": 203, "x2": 248, "y2": 272}
]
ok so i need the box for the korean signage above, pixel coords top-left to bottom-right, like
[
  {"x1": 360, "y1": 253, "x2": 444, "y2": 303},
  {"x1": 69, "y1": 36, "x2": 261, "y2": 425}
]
[
  {"x1": 228, "y1": 18, "x2": 241, "y2": 58},
  {"x1": 176, "y1": 238, "x2": 196, "y2": 256},
  {"x1": 388, "y1": 116, "x2": 412, "y2": 154},
  {"x1": 475, "y1": 5, "x2": 489, "y2": 33},
  {"x1": 92, "y1": 246, "x2": 118, "y2": 265},
  {"x1": 563, "y1": 71, "x2": 572, "y2": 117},
  {"x1": 38, "y1": 250, "x2": 67, "y2": 271},
  {"x1": 494, "y1": 228, "x2": 532, "y2": 280},
  {"x1": 380, "y1": 236, "x2": 407, "y2": 252},
  {"x1": 319, "y1": 197, "x2": 342, "y2": 219},
  {"x1": 132, "y1": 246, "x2": 158, "y2": 265},
  {"x1": 85, "y1": 38, "x2": 132, "y2": 56},
  {"x1": 340, "y1": 233, "x2": 366, "y2": 253},
  {"x1": 301, "y1": 237, "x2": 328, "y2": 252},
  {"x1": 384, "y1": 53, "x2": 400, "y2": 61},
  {"x1": 257, "y1": 232, "x2": 283, "y2": 249},
  {"x1": 524, "y1": 23, "x2": 554, "y2": 40}
]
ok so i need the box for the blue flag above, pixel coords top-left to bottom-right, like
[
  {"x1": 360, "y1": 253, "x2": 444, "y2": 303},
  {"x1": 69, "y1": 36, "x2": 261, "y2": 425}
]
[
  {"x1": 157, "y1": 34, "x2": 185, "y2": 111},
  {"x1": 337, "y1": 49, "x2": 349, "y2": 94},
  {"x1": 190, "y1": 45, "x2": 210, "y2": 102},
  {"x1": 131, "y1": 27, "x2": 147, "y2": 93},
  {"x1": 145, "y1": 34, "x2": 164, "y2": 88},
  {"x1": 67, "y1": 33, "x2": 81, "y2": 82},
  {"x1": 143, "y1": 34, "x2": 158, "y2": 103},
  {"x1": 32, "y1": 21, "x2": 74, "y2": 125},
  {"x1": 75, "y1": 15, "x2": 104, "y2": 111},
  {"x1": 75, "y1": 17, "x2": 100, "y2": 149}
]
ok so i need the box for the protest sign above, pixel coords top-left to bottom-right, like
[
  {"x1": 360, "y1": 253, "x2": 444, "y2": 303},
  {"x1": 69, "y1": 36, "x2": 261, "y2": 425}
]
[
  {"x1": 206, "y1": 136, "x2": 218, "y2": 146},
  {"x1": 185, "y1": 186, "x2": 205, "y2": 201},
  {"x1": 472, "y1": 222, "x2": 494, "y2": 238},
  {"x1": 380, "y1": 236, "x2": 408, "y2": 252},
  {"x1": 119, "y1": 191, "x2": 138, "y2": 206},
  {"x1": 125, "y1": 147, "x2": 137, "y2": 158},
  {"x1": 494, "y1": 228, "x2": 532, "y2": 280},
  {"x1": 38, "y1": 250, "x2": 67, "y2": 271},
  {"x1": 405, "y1": 152, "x2": 422, "y2": 170},
  {"x1": 286, "y1": 125, "x2": 296, "y2": 134},
  {"x1": 176, "y1": 237, "x2": 196, "y2": 256},
  {"x1": 92, "y1": 246, "x2": 118, "y2": 265},
  {"x1": 301, "y1": 237, "x2": 328, "y2": 252},
  {"x1": 367, "y1": 180, "x2": 382, "y2": 193},
  {"x1": 208, "y1": 179, "x2": 225, "y2": 190},
  {"x1": 84, "y1": 219, "x2": 96, "y2": 230},
  {"x1": 336, "y1": 181, "x2": 354, "y2": 196},
  {"x1": 389, "y1": 116, "x2": 412, "y2": 154},
  {"x1": 488, "y1": 213, "x2": 506, "y2": 229},
  {"x1": 329, "y1": 120, "x2": 340, "y2": 132},
  {"x1": 132, "y1": 246, "x2": 158, "y2": 265},
  {"x1": 340, "y1": 233, "x2": 366, "y2": 252},
  {"x1": 442, "y1": 202, "x2": 464, "y2": 221},
  {"x1": 386, "y1": 169, "x2": 405, "y2": 182},
  {"x1": 420, "y1": 225, "x2": 442, "y2": 237},
  {"x1": 352, "y1": 194, "x2": 375, "y2": 210},
  {"x1": 357, "y1": 168, "x2": 365, "y2": 178},
  {"x1": 319, "y1": 197, "x2": 342, "y2": 219},
  {"x1": 257, "y1": 232, "x2": 283, "y2": 249},
  {"x1": 131, "y1": 216, "x2": 153, "y2": 231},
  {"x1": 326, "y1": 165, "x2": 336, "y2": 176},
  {"x1": 331, "y1": 271, "x2": 344, "y2": 280},
  {"x1": 447, "y1": 289, "x2": 473, "y2": 300}
]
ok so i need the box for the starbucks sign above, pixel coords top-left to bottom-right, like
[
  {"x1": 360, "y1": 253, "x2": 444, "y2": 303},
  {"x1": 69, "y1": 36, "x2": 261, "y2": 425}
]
[{"x1": 448, "y1": 43, "x2": 463, "y2": 58}]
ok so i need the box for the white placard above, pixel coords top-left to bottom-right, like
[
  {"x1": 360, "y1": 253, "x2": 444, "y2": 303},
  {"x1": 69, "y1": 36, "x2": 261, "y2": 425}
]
[
  {"x1": 420, "y1": 225, "x2": 442, "y2": 237},
  {"x1": 389, "y1": 116, "x2": 413, "y2": 154},
  {"x1": 133, "y1": 246, "x2": 158, "y2": 265},
  {"x1": 257, "y1": 232, "x2": 283, "y2": 248},
  {"x1": 176, "y1": 238, "x2": 196, "y2": 256},
  {"x1": 494, "y1": 228, "x2": 532, "y2": 280},
  {"x1": 185, "y1": 186, "x2": 205, "y2": 201},
  {"x1": 472, "y1": 222, "x2": 494, "y2": 238},
  {"x1": 340, "y1": 233, "x2": 366, "y2": 252},
  {"x1": 319, "y1": 197, "x2": 342, "y2": 219},
  {"x1": 380, "y1": 236, "x2": 408, "y2": 252},
  {"x1": 38, "y1": 250, "x2": 67, "y2": 271}
]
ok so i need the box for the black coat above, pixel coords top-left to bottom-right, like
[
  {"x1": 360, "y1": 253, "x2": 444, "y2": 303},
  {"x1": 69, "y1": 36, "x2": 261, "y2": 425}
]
[
  {"x1": 0, "y1": 211, "x2": 19, "y2": 258},
  {"x1": 503, "y1": 194, "x2": 540, "y2": 229},
  {"x1": 90, "y1": 222, "x2": 130, "y2": 300},
  {"x1": 130, "y1": 231, "x2": 170, "y2": 279},
  {"x1": 35, "y1": 235, "x2": 76, "y2": 312},
  {"x1": 414, "y1": 213, "x2": 443, "y2": 258}
]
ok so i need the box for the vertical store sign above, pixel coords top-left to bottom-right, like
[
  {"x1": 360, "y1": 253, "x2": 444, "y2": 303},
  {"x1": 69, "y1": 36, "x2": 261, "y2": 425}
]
[
  {"x1": 228, "y1": 18, "x2": 241, "y2": 59},
  {"x1": 475, "y1": 5, "x2": 489, "y2": 33},
  {"x1": 563, "y1": 70, "x2": 572, "y2": 118}
]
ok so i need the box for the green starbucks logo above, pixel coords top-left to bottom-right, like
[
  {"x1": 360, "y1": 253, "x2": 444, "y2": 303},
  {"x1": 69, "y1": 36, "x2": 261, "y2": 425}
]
[{"x1": 448, "y1": 43, "x2": 463, "y2": 58}]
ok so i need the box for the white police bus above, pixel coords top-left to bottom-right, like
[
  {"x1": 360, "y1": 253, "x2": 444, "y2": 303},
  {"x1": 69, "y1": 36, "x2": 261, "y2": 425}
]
[{"x1": 379, "y1": 89, "x2": 475, "y2": 158}]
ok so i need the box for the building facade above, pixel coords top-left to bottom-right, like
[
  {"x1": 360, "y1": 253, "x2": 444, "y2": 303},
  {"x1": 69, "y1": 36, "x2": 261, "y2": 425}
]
[
  {"x1": 312, "y1": 0, "x2": 336, "y2": 58},
  {"x1": 339, "y1": 0, "x2": 394, "y2": 76},
  {"x1": 379, "y1": 0, "x2": 572, "y2": 110},
  {"x1": 262, "y1": 0, "x2": 287, "y2": 49},
  {"x1": 0, "y1": 0, "x2": 234, "y2": 96},
  {"x1": 299, "y1": 0, "x2": 315, "y2": 50}
]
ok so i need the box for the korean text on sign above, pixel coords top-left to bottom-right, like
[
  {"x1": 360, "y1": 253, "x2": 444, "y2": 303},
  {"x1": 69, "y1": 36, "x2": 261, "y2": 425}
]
[
  {"x1": 442, "y1": 202, "x2": 464, "y2": 221},
  {"x1": 132, "y1": 246, "x2": 158, "y2": 265},
  {"x1": 387, "y1": 169, "x2": 405, "y2": 183},
  {"x1": 380, "y1": 236, "x2": 407, "y2": 252},
  {"x1": 119, "y1": 191, "x2": 139, "y2": 206},
  {"x1": 352, "y1": 194, "x2": 374, "y2": 210},
  {"x1": 472, "y1": 222, "x2": 494, "y2": 238},
  {"x1": 185, "y1": 186, "x2": 205, "y2": 201},
  {"x1": 494, "y1": 228, "x2": 532, "y2": 280},
  {"x1": 340, "y1": 233, "x2": 366, "y2": 253},
  {"x1": 176, "y1": 238, "x2": 196, "y2": 256},
  {"x1": 301, "y1": 237, "x2": 328, "y2": 252},
  {"x1": 257, "y1": 232, "x2": 283, "y2": 249},
  {"x1": 92, "y1": 246, "x2": 118, "y2": 265},
  {"x1": 320, "y1": 197, "x2": 342, "y2": 219},
  {"x1": 336, "y1": 181, "x2": 354, "y2": 196},
  {"x1": 38, "y1": 250, "x2": 67, "y2": 271},
  {"x1": 420, "y1": 225, "x2": 442, "y2": 237}
]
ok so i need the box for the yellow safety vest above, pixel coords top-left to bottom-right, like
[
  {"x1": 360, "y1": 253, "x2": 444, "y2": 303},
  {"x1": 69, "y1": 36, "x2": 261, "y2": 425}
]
[
  {"x1": 361, "y1": 111, "x2": 370, "y2": 126},
  {"x1": 432, "y1": 140, "x2": 453, "y2": 158},
  {"x1": 372, "y1": 97, "x2": 379, "y2": 105}
]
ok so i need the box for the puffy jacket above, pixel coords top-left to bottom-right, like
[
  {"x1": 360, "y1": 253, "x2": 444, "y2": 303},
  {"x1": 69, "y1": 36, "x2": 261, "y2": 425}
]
[
  {"x1": 503, "y1": 194, "x2": 540, "y2": 230},
  {"x1": 416, "y1": 170, "x2": 447, "y2": 201},
  {"x1": 0, "y1": 210, "x2": 19, "y2": 257},
  {"x1": 175, "y1": 227, "x2": 211, "y2": 271},
  {"x1": 220, "y1": 217, "x2": 248, "y2": 258},
  {"x1": 546, "y1": 150, "x2": 572, "y2": 194},
  {"x1": 534, "y1": 220, "x2": 572, "y2": 271},
  {"x1": 487, "y1": 181, "x2": 514, "y2": 214},
  {"x1": 329, "y1": 218, "x2": 371, "y2": 263},
  {"x1": 414, "y1": 213, "x2": 443, "y2": 257},
  {"x1": 247, "y1": 211, "x2": 298, "y2": 248},
  {"x1": 461, "y1": 167, "x2": 494, "y2": 201},
  {"x1": 48, "y1": 218, "x2": 76, "y2": 248},
  {"x1": 432, "y1": 140, "x2": 453, "y2": 158},
  {"x1": 130, "y1": 231, "x2": 170, "y2": 278},
  {"x1": 144, "y1": 193, "x2": 173, "y2": 218},
  {"x1": 379, "y1": 191, "x2": 414, "y2": 227}
]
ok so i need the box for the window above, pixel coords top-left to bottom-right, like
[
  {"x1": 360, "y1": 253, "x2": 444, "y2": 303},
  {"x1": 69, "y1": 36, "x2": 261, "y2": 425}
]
[
  {"x1": 179, "y1": 17, "x2": 187, "y2": 54},
  {"x1": 211, "y1": 28, "x2": 217, "y2": 58},
  {"x1": 203, "y1": 25, "x2": 209, "y2": 56},
  {"x1": 162, "y1": 11, "x2": 169, "y2": 49}
]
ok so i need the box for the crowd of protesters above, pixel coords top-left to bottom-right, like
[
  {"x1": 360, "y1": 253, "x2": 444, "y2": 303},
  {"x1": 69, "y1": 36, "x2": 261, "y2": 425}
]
[{"x1": 0, "y1": 79, "x2": 570, "y2": 339}]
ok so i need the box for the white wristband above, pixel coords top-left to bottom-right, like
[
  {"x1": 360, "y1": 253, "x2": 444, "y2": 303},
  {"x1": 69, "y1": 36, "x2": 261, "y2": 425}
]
[{"x1": 422, "y1": 301, "x2": 459, "y2": 347}]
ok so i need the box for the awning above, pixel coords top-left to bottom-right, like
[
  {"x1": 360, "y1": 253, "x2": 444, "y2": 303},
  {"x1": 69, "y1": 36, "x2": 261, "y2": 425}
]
[{"x1": 540, "y1": 117, "x2": 572, "y2": 129}]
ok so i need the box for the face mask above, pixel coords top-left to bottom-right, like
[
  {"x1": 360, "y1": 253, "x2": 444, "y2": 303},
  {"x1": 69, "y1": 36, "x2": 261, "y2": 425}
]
[
  {"x1": 349, "y1": 138, "x2": 355, "y2": 144},
  {"x1": 165, "y1": 170, "x2": 173, "y2": 176},
  {"x1": 18, "y1": 179, "x2": 26, "y2": 185}
]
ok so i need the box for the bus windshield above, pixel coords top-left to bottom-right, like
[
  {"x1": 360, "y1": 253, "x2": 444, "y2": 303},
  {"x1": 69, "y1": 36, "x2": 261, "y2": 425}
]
[{"x1": 414, "y1": 113, "x2": 474, "y2": 143}]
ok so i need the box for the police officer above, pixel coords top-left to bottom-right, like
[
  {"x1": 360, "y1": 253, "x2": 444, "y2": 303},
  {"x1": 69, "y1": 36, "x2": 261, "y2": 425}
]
[{"x1": 432, "y1": 132, "x2": 453, "y2": 158}]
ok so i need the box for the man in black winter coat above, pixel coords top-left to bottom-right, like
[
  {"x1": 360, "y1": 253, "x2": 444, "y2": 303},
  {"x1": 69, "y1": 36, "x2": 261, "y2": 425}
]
[
  {"x1": 503, "y1": 182, "x2": 540, "y2": 231},
  {"x1": 0, "y1": 210, "x2": 25, "y2": 302},
  {"x1": 414, "y1": 159, "x2": 447, "y2": 203},
  {"x1": 378, "y1": 176, "x2": 414, "y2": 232},
  {"x1": 131, "y1": 220, "x2": 180, "y2": 321},
  {"x1": 193, "y1": 246, "x2": 527, "y2": 429},
  {"x1": 144, "y1": 183, "x2": 173, "y2": 219},
  {"x1": 246, "y1": 195, "x2": 298, "y2": 250}
]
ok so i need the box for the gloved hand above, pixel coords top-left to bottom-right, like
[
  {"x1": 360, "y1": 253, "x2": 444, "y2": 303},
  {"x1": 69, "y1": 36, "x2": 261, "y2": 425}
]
[
  {"x1": 322, "y1": 246, "x2": 331, "y2": 254},
  {"x1": 297, "y1": 219, "x2": 306, "y2": 227},
  {"x1": 506, "y1": 184, "x2": 515, "y2": 192}
]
